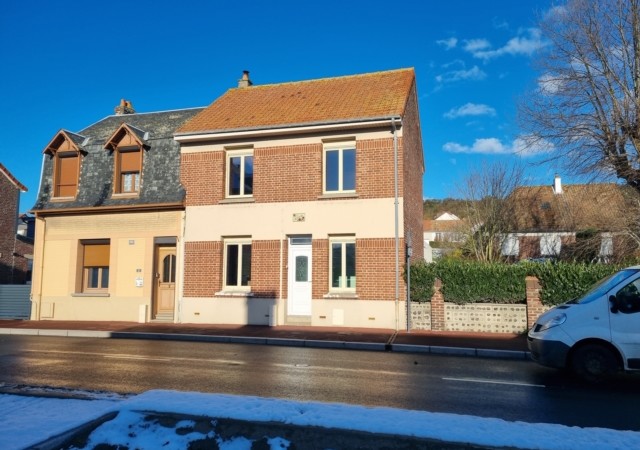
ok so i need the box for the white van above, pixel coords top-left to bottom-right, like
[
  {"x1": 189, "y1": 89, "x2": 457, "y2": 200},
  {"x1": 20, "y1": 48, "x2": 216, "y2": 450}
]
[{"x1": 528, "y1": 266, "x2": 640, "y2": 381}]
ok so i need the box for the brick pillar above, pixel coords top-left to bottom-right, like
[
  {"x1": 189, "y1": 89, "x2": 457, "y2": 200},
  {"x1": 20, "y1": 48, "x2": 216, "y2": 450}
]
[
  {"x1": 526, "y1": 276, "x2": 545, "y2": 329},
  {"x1": 431, "y1": 278, "x2": 445, "y2": 331}
]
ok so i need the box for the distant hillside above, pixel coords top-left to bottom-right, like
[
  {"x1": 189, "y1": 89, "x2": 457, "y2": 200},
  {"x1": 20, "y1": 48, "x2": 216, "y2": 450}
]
[{"x1": 423, "y1": 198, "x2": 468, "y2": 219}]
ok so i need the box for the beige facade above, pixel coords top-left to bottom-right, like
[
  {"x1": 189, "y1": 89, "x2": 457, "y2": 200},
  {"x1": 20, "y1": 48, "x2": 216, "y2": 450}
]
[{"x1": 30, "y1": 211, "x2": 183, "y2": 322}]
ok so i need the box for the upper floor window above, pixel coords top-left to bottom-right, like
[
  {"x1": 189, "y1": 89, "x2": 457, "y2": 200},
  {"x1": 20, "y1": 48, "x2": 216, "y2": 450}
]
[
  {"x1": 43, "y1": 130, "x2": 85, "y2": 200},
  {"x1": 54, "y1": 152, "x2": 80, "y2": 198},
  {"x1": 116, "y1": 147, "x2": 142, "y2": 194},
  {"x1": 330, "y1": 236, "x2": 356, "y2": 291},
  {"x1": 226, "y1": 149, "x2": 253, "y2": 198},
  {"x1": 104, "y1": 124, "x2": 147, "y2": 196},
  {"x1": 324, "y1": 143, "x2": 355, "y2": 194}
]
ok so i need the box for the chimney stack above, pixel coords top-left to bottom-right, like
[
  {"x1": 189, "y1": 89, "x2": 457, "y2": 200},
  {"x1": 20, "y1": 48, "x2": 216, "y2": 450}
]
[
  {"x1": 114, "y1": 99, "x2": 135, "y2": 115},
  {"x1": 553, "y1": 174, "x2": 563, "y2": 194},
  {"x1": 238, "y1": 70, "x2": 253, "y2": 88}
]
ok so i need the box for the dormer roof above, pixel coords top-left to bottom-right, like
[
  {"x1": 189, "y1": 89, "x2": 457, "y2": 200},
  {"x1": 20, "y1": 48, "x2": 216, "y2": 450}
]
[
  {"x1": 104, "y1": 123, "x2": 149, "y2": 151},
  {"x1": 43, "y1": 130, "x2": 88, "y2": 155}
]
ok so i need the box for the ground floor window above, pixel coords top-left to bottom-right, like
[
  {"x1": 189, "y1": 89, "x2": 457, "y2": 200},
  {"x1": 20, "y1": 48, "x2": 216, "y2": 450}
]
[
  {"x1": 330, "y1": 236, "x2": 356, "y2": 291},
  {"x1": 82, "y1": 240, "x2": 110, "y2": 293},
  {"x1": 224, "y1": 238, "x2": 252, "y2": 290}
]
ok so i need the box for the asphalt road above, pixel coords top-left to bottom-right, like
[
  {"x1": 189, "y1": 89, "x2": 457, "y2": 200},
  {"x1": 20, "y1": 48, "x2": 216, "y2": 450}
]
[{"x1": 1, "y1": 335, "x2": 639, "y2": 431}]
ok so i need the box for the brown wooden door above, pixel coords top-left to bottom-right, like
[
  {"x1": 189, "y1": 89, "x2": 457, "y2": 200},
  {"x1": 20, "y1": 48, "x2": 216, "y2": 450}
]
[{"x1": 154, "y1": 246, "x2": 176, "y2": 317}]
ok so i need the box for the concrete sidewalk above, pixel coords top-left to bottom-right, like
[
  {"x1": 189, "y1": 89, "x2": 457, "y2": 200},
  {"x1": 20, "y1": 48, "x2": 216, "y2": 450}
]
[{"x1": 0, "y1": 320, "x2": 530, "y2": 360}]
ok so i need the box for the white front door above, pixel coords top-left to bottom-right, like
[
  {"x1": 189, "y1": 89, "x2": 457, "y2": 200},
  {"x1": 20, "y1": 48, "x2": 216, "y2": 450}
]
[{"x1": 288, "y1": 238, "x2": 312, "y2": 316}]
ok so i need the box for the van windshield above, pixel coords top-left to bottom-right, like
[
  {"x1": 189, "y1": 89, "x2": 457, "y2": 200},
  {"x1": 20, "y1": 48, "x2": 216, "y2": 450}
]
[{"x1": 574, "y1": 269, "x2": 640, "y2": 305}]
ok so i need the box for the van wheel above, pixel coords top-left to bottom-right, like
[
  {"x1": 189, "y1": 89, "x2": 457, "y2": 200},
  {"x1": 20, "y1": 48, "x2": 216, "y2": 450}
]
[{"x1": 570, "y1": 344, "x2": 618, "y2": 382}]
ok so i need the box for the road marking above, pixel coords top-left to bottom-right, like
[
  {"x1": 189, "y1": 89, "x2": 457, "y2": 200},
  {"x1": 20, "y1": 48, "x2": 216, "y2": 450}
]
[
  {"x1": 442, "y1": 377, "x2": 545, "y2": 388},
  {"x1": 22, "y1": 349, "x2": 246, "y2": 366}
]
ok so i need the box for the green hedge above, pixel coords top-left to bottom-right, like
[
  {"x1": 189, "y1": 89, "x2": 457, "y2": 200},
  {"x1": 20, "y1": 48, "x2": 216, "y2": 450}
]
[{"x1": 408, "y1": 260, "x2": 627, "y2": 306}]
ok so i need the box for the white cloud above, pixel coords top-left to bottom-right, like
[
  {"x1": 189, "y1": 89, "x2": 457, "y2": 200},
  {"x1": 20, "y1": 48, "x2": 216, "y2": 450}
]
[
  {"x1": 465, "y1": 28, "x2": 545, "y2": 60},
  {"x1": 436, "y1": 37, "x2": 458, "y2": 50},
  {"x1": 463, "y1": 38, "x2": 491, "y2": 53},
  {"x1": 538, "y1": 73, "x2": 562, "y2": 94},
  {"x1": 444, "y1": 103, "x2": 496, "y2": 119},
  {"x1": 443, "y1": 135, "x2": 554, "y2": 156},
  {"x1": 435, "y1": 65, "x2": 487, "y2": 84}
]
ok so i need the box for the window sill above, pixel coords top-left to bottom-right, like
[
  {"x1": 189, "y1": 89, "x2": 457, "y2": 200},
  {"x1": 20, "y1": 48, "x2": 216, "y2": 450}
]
[
  {"x1": 323, "y1": 292, "x2": 358, "y2": 300},
  {"x1": 50, "y1": 196, "x2": 76, "y2": 203},
  {"x1": 219, "y1": 197, "x2": 256, "y2": 204},
  {"x1": 317, "y1": 193, "x2": 358, "y2": 200},
  {"x1": 71, "y1": 292, "x2": 110, "y2": 298},
  {"x1": 112, "y1": 193, "x2": 139, "y2": 199},
  {"x1": 215, "y1": 291, "x2": 254, "y2": 297}
]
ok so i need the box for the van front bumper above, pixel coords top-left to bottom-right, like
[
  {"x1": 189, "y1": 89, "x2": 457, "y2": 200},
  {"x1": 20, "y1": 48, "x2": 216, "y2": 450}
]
[{"x1": 527, "y1": 336, "x2": 571, "y2": 369}]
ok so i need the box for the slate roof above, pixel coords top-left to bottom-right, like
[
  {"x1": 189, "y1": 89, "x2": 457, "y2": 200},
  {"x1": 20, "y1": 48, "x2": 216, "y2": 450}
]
[
  {"x1": 33, "y1": 107, "x2": 204, "y2": 212},
  {"x1": 176, "y1": 68, "x2": 415, "y2": 135},
  {"x1": 508, "y1": 183, "x2": 629, "y2": 233}
]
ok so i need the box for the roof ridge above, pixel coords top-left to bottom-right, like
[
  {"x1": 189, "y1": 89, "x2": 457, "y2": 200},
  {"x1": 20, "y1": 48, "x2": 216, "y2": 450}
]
[{"x1": 228, "y1": 67, "x2": 415, "y2": 91}]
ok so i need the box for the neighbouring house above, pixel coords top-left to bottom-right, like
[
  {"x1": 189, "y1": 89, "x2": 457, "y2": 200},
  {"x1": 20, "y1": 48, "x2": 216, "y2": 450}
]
[
  {"x1": 30, "y1": 103, "x2": 204, "y2": 321},
  {"x1": 175, "y1": 69, "x2": 424, "y2": 328},
  {"x1": 0, "y1": 163, "x2": 31, "y2": 284},
  {"x1": 503, "y1": 175, "x2": 634, "y2": 262},
  {"x1": 423, "y1": 213, "x2": 466, "y2": 262}
]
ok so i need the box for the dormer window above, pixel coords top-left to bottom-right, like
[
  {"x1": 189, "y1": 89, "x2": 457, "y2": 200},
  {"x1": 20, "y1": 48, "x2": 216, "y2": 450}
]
[
  {"x1": 104, "y1": 124, "x2": 148, "y2": 196},
  {"x1": 116, "y1": 146, "x2": 142, "y2": 193},
  {"x1": 43, "y1": 130, "x2": 86, "y2": 200}
]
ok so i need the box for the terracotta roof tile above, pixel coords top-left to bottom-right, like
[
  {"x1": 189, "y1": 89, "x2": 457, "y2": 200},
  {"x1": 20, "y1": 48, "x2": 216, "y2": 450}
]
[{"x1": 177, "y1": 68, "x2": 415, "y2": 134}]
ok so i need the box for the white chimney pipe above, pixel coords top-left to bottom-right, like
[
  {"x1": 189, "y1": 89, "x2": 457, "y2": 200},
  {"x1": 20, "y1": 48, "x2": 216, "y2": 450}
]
[{"x1": 553, "y1": 174, "x2": 563, "y2": 194}]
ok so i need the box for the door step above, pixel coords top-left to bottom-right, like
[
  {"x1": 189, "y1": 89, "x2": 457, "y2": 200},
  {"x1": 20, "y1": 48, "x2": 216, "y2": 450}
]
[{"x1": 152, "y1": 312, "x2": 174, "y2": 322}]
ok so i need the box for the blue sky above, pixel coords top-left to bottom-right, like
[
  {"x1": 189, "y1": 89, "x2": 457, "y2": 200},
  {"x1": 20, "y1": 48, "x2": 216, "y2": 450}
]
[{"x1": 1, "y1": 0, "x2": 560, "y2": 212}]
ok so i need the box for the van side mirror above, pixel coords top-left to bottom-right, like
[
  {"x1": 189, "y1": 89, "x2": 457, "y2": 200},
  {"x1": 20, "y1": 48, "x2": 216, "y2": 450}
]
[{"x1": 609, "y1": 295, "x2": 619, "y2": 313}]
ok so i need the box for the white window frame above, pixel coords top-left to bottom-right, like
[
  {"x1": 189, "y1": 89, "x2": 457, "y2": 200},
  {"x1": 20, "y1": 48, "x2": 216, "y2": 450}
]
[
  {"x1": 501, "y1": 234, "x2": 520, "y2": 257},
  {"x1": 323, "y1": 142, "x2": 356, "y2": 194},
  {"x1": 540, "y1": 234, "x2": 561, "y2": 256},
  {"x1": 223, "y1": 238, "x2": 252, "y2": 291},
  {"x1": 329, "y1": 236, "x2": 356, "y2": 292},
  {"x1": 225, "y1": 149, "x2": 254, "y2": 198}
]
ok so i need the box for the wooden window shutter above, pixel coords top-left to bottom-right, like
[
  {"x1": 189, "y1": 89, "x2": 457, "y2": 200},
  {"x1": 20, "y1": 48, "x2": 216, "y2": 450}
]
[
  {"x1": 56, "y1": 153, "x2": 79, "y2": 197},
  {"x1": 119, "y1": 149, "x2": 141, "y2": 172},
  {"x1": 84, "y1": 244, "x2": 110, "y2": 266}
]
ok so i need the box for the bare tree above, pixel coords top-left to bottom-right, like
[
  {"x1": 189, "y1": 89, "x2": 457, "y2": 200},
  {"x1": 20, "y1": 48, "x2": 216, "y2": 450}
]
[
  {"x1": 520, "y1": 0, "x2": 640, "y2": 193},
  {"x1": 455, "y1": 162, "x2": 524, "y2": 262}
]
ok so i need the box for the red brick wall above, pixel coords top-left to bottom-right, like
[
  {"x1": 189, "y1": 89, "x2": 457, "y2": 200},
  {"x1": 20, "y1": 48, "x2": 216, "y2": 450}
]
[
  {"x1": 357, "y1": 138, "x2": 401, "y2": 199},
  {"x1": 182, "y1": 136, "x2": 402, "y2": 206},
  {"x1": 183, "y1": 241, "x2": 221, "y2": 296},
  {"x1": 255, "y1": 145, "x2": 322, "y2": 202},
  {"x1": 181, "y1": 152, "x2": 225, "y2": 206},
  {"x1": 401, "y1": 81, "x2": 425, "y2": 262},
  {"x1": 251, "y1": 240, "x2": 283, "y2": 298},
  {"x1": 356, "y1": 238, "x2": 404, "y2": 300},
  {"x1": 312, "y1": 239, "x2": 328, "y2": 299},
  {"x1": 0, "y1": 174, "x2": 19, "y2": 283}
]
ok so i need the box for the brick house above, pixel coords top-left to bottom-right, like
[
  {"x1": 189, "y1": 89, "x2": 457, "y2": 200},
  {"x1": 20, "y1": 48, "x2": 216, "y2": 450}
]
[
  {"x1": 0, "y1": 163, "x2": 31, "y2": 284},
  {"x1": 175, "y1": 69, "x2": 424, "y2": 328},
  {"x1": 30, "y1": 104, "x2": 203, "y2": 321}
]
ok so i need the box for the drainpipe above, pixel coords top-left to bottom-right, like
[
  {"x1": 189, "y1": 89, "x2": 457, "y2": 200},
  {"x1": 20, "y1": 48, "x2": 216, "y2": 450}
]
[
  {"x1": 392, "y1": 118, "x2": 401, "y2": 332},
  {"x1": 178, "y1": 210, "x2": 187, "y2": 324},
  {"x1": 35, "y1": 216, "x2": 46, "y2": 320}
]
